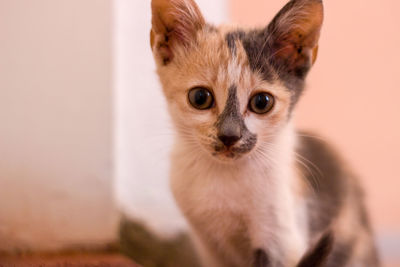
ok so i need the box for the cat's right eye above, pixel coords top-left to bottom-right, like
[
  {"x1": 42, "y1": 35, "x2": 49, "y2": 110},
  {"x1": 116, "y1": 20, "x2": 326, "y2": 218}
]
[{"x1": 188, "y1": 87, "x2": 214, "y2": 110}]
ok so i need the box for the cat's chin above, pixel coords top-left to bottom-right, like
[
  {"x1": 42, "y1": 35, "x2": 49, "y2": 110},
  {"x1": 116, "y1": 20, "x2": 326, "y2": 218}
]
[{"x1": 209, "y1": 149, "x2": 249, "y2": 164}]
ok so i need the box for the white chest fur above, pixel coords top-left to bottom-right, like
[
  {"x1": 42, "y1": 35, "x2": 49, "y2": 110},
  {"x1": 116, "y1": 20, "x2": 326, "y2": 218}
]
[{"x1": 169, "y1": 127, "x2": 309, "y2": 267}]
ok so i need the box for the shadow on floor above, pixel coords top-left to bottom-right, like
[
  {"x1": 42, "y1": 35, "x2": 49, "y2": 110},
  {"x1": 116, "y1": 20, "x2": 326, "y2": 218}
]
[{"x1": 119, "y1": 218, "x2": 200, "y2": 267}]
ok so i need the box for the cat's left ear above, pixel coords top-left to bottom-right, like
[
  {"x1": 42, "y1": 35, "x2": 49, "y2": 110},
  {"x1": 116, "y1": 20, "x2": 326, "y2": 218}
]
[
  {"x1": 267, "y1": 0, "x2": 323, "y2": 79},
  {"x1": 150, "y1": 0, "x2": 205, "y2": 65}
]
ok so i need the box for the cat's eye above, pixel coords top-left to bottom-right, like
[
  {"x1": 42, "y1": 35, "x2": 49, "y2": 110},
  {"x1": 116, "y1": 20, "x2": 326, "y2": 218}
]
[
  {"x1": 248, "y1": 92, "x2": 274, "y2": 114},
  {"x1": 188, "y1": 87, "x2": 214, "y2": 110}
]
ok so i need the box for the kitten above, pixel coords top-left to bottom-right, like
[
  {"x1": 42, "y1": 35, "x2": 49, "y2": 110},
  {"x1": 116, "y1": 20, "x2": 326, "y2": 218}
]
[{"x1": 150, "y1": 0, "x2": 380, "y2": 266}]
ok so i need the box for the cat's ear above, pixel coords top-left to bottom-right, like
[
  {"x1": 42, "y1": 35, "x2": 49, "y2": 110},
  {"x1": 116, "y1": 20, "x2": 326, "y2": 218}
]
[
  {"x1": 267, "y1": 0, "x2": 323, "y2": 78},
  {"x1": 150, "y1": 0, "x2": 205, "y2": 65}
]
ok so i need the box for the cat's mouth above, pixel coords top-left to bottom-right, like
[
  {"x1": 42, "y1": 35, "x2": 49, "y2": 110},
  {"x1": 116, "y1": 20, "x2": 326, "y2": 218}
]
[
  {"x1": 211, "y1": 137, "x2": 257, "y2": 160},
  {"x1": 213, "y1": 145, "x2": 237, "y2": 159}
]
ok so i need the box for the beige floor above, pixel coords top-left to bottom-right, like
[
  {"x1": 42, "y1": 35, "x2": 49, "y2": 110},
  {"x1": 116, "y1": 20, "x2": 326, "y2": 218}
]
[
  {"x1": 0, "y1": 253, "x2": 139, "y2": 267},
  {"x1": 0, "y1": 254, "x2": 397, "y2": 267}
]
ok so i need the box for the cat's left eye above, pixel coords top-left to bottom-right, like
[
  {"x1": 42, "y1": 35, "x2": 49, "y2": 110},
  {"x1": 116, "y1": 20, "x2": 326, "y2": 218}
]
[
  {"x1": 188, "y1": 87, "x2": 214, "y2": 110},
  {"x1": 248, "y1": 92, "x2": 275, "y2": 114}
]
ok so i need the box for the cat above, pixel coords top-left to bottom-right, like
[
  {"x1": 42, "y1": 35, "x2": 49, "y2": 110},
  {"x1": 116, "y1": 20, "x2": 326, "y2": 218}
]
[{"x1": 150, "y1": 0, "x2": 380, "y2": 266}]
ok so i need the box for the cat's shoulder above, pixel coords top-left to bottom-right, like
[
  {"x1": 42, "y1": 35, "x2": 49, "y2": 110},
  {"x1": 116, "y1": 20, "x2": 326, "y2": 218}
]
[
  {"x1": 295, "y1": 130, "x2": 350, "y2": 188},
  {"x1": 295, "y1": 130, "x2": 364, "y2": 230}
]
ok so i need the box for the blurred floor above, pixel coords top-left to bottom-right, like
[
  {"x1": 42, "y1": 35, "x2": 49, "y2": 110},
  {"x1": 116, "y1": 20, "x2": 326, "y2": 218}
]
[
  {"x1": 0, "y1": 253, "x2": 397, "y2": 266},
  {"x1": 0, "y1": 253, "x2": 139, "y2": 267}
]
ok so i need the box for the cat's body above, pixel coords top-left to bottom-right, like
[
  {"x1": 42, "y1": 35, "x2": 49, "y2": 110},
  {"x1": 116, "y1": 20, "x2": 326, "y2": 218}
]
[
  {"x1": 170, "y1": 126, "x2": 378, "y2": 267},
  {"x1": 150, "y1": 0, "x2": 379, "y2": 266},
  {"x1": 170, "y1": 123, "x2": 304, "y2": 266}
]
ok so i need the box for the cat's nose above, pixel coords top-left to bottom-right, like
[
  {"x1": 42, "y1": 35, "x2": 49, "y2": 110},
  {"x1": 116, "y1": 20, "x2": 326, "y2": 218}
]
[
  {"x1": 217, "y1": 120, "x2": 242, "y2": 147},
  {"x1": 218, "y1": 133, "x2": 241, "y2": 147}
]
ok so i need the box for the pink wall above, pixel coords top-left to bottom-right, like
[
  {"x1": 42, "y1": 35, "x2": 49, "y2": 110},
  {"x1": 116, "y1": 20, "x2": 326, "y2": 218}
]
[{"x1": 231, "y1": 0, "x2": 400, "y2": 231}]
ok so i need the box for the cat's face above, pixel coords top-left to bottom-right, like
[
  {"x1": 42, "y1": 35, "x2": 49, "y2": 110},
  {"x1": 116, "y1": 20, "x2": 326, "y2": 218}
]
[{"x1": 151, "y1": 0, "x2": 323, "y2": 162}]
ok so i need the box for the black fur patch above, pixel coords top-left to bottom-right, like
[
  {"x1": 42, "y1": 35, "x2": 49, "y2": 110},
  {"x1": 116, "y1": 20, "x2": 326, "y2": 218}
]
[
  {"x1": 236, "y1": 29, "x2": 274, "y2": 82},
  {"x1": 296, "y1": 132, "x2": 347, "y2": 234},
  {"x1": 325, "y1": 241, "x2": 354, "y2": 267},
  {"x1": 217, "y1": 85, "x2": 243, "y2": 139},
  {"x1": 232, "y1": 134, "x2": 257, "y2": 154},
  {"x1": 224, "y1": 0, "x2": 323, "y2": 109},
  {"x1": 296, "y1": 132, "x2": 379, "y2": 266},
  {"x1": 215, "y1": 85, "x2": 256, "y2": 152},
  {"x1": 224, "y1": 28, "x2": 304, "y2": 110},
  {"x1": 297, "y1": 231, "x2": 334, "y2": 267},
  {"x1": 225, "y1": 30, "x2": 245, "y2": 56},
  {"x1": 253, "y1": 249, "x2": 270, "y2": 267}
]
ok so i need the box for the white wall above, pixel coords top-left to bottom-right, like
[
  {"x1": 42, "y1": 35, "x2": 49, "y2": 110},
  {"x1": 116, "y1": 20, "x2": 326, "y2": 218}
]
[
  {"x1": 0, "y1": 0, "x2": 118, "y2": 251},
  {"x1": 0, "y1": 0, "x2": 228, "y2": 251},
  {"x1": 114, "y1": 0, "x2": 228, "y2": 238}
]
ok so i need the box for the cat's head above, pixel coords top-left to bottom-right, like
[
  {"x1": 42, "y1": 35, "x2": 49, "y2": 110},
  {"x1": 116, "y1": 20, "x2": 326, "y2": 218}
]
[{"x1": 150, "y1": 0, "x2": 323, "y2": 162}]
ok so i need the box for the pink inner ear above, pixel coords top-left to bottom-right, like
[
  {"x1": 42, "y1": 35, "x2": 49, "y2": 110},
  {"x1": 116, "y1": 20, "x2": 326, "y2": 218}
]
[
  {"x1": 275, "y1": 26, "x2": 320, "y2": 64},
  {"x1": 271, "y1": 36, "x2": 319, "y2": 77},
  {"x1": 151, "y1": 0, "x2": 205, "y2": 63},
  {"x1": 167, "y1": 1, "x2": 206, "y2": 48},
  {"x1": 268, "y1": 0, "x2": 323, "y2": 75}
]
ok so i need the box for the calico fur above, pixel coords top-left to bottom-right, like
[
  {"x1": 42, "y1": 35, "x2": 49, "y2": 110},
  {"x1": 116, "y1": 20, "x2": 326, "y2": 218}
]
[{"x1": 150, "y1": 0, "x2": 379, "y2": 266}]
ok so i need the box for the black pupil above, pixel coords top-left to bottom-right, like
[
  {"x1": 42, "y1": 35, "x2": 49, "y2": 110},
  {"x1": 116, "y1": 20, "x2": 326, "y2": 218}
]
[
  {"x1": 255, "y1": 94, "x2": 269, "y2": 110},
  {"x1": 195, "y1": 90, "x2": 208, "y2": 106}
]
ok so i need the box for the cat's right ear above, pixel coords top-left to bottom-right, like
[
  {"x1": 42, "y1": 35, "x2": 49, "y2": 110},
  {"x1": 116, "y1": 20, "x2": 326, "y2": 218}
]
[{"x1": 150, "y1": 0, "x2": 205, "y2": 65}]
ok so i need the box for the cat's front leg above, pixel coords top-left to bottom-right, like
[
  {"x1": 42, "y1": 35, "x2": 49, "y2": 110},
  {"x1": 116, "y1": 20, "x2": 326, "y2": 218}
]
[
  {"x1": 252, "y1": 248, "x2": 271, "y2": 267},
  {"x1": 248, "y1": 205, "x2": 307, "y2": 267},
  {"x1": 190, "y1": 232, "x2": 224, "y2": 267}
]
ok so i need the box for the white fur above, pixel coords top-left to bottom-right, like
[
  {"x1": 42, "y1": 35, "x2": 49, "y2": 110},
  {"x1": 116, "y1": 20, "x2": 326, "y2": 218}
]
[{"x1": 169, "y1": 122, "x2": 309, "y2": 267}]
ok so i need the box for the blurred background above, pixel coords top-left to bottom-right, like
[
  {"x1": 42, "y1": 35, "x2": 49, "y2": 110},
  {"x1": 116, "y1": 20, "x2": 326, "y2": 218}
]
[{"x1": 0, "y1": 0, "x2": 398, "y2": 266}]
